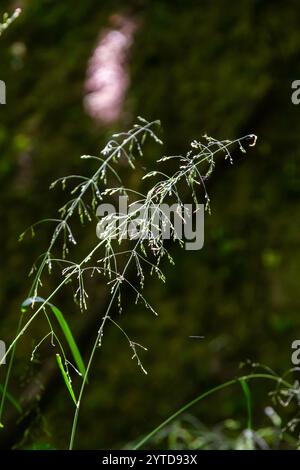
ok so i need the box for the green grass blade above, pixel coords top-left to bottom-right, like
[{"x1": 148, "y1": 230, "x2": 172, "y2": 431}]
[
  {"x1": 0, "y1": 383, "x2": 22, "y2": 415},
  {"x1": 239, "y1": 378, "x2": 252, "y2": 431},
  {"x1": 49, "y1": 303, "x2": 86, "y2": 377},
  {"x1": 133, "y1": 373, "x2": 291, "y2": 450},
  {"x1": 0, "y1": 315, "x2": 23, "y2": 428},
  {"x1": 56, "y1": 354, "x2": 77, "y2": 406},
  {"x1": 21, "y1": 297, "x2": 86, "y2": 377}
]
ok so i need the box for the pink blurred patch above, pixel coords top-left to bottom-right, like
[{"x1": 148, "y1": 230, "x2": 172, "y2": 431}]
[{"x1": 84, "y1": 15, "x2": 138, "y2": 125}]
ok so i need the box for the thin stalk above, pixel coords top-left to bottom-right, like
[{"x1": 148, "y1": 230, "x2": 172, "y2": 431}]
[
  {"x1": 69, "y1": 242, "x2": 139, "y2": 450},
  {"x1": 0, "y1": 315, "x2": 23, "y2": 425},
  {"x1": 239, "y1": 378, "x2": 252, "y2": 431},
  {"x1": 68, "y1": 289, "x2": 118, "y2": 450}
]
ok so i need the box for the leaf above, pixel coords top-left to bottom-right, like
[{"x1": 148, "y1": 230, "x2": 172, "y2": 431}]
[
  {"x1": 0, "y1": 383, "x2": 22, "y2": 414},
  {"x1": 56, "y1": 354, "x2": 77, "y2": 406},
  {"x1": 239, "y1": 378, "x2": 252, "y2": 431},
  {"x1": 21, "y1": 297, "x2": 86, "y2": 378}
]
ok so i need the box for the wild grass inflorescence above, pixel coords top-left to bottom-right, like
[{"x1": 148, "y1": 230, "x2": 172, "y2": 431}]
[{"x1": 1, "y1": 117, "x2": 257, "y2": 448}]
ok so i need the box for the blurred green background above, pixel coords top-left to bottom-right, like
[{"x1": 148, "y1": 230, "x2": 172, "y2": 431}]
[{"x1": 1, "y1": 0, "x2": 300, "y2": 450}]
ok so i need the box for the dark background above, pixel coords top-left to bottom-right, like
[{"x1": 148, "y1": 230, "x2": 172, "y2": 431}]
[{"x1": 1, "y1": 0, "x2": 300, "y2": 450}]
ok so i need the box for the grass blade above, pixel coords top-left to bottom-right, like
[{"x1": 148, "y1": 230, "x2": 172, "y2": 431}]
[
  {"x1": 21, "y1": 297, "x2": 86, "y2": 377},
  {"x1": 133, "y1": 373, "x2": 290, "y2": 450},
  {"x1": 239, "y1": 377, "x2": 252, "y2": 431},
  {"x1": 0, "y1": 383, "x2": 22, "y2": 418},
  {"x1": 0, "y1": 316, "x2": 23, "y2": 428},
  {"x1": 56, "y1": 354, "x2": 77, "y2": 406}
]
